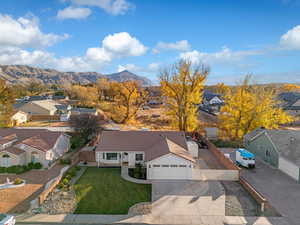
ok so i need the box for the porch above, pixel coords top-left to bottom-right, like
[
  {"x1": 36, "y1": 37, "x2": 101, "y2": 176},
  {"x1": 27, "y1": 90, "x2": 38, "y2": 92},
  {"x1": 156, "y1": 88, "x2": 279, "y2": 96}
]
[{"x1": 96, "y1": 151, "x2": 145, "y2": 168}]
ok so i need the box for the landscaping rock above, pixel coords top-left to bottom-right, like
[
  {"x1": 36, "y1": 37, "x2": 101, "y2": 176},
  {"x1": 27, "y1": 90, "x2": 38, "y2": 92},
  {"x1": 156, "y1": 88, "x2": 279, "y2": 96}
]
[
  {"x1": 128, "y1": 202, "x2": 152, "y2": 215},
  {"x1": 40, "y1": 188, "x2": 77, "y2": 214}
]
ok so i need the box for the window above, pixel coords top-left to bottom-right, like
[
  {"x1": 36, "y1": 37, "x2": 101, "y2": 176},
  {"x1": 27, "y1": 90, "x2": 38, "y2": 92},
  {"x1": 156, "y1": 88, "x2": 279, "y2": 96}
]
[
  {"x1": 153, "y1": 165, "x2": 160, "y2": 167},
  {"x1": 135, "y1": 153, "x2": 143, "y2": 161},
  {"x1": 162, "y1": 165, "x2": 169, "y2": 167},
  {"x1": 170, "y1": 165, "x2": 178, "y2": 167},
  {"x1": 266, "y1": 150, "x2": 271, "y2": 157},
  {"x1": 106, "y1": 153, "x2": 118, "y2": 160},
  {"x1": 179, "y1": 165, "x2": 187, "y2": 167}
]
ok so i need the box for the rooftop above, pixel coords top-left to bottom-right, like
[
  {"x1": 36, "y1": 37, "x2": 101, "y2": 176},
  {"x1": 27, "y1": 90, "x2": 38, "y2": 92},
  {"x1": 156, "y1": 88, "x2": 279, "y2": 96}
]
[{"x1": 96, "y1": 131, "x2": 194, "y2": 162}]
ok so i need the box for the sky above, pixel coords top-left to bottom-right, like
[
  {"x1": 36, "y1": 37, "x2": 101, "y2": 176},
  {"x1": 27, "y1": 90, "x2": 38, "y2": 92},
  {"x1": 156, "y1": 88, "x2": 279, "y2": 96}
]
[{"x1": 0, "y1": 0, "x2": 300, "y2": 84}]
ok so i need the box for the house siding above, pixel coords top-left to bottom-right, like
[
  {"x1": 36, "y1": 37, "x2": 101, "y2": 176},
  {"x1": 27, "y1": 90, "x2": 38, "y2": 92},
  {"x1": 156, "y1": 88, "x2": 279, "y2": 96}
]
[
  {"x1": 245, "y1": 133, "x2": 279, "y2": 168},
  {"x1": 278, "y1": 157, "x2": 300, "y2": 182}
]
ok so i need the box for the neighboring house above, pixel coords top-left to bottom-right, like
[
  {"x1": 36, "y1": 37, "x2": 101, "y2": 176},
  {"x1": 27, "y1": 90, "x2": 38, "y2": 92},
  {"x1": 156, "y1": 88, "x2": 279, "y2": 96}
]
[
  {"x1": 71, "y1": 108, "x2": 98, "y2": 115},
  {"x1": 14, "y1": 100, "x2": 71, "y2": 116},
  {"x1": 278, "y1": 92, "x2": 300, "y2": 117},
  {"x1": 0, "y1": 128, "x2": 70, "y2": 168},
  {"x1": 200, "y1": 91, "x2": 224, "y2": 114},
  {"x1": 95, "y1": 131, "x2": 197, "y2": 180},
  {"x1": 244, "y1": 128, "x2": 300, "y2": 183},
  {"x1": 10, "y1": 111, "x2": 28, "y2": 126},
  {"x1": 203, "y1": 91, "x2": 224, "y2": 105}
]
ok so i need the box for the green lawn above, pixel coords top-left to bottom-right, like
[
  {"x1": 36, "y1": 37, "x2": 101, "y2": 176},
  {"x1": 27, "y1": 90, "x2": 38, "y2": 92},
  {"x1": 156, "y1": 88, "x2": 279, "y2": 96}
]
[{"x1": 74, "y1": 167, "x2": 152, "y2": 214}]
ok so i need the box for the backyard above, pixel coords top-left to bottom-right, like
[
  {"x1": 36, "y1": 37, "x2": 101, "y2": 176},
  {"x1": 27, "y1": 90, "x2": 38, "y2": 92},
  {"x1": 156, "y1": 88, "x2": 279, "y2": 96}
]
[{"x1": 74, "y1": 167, "x2": 152, "y2": 214}]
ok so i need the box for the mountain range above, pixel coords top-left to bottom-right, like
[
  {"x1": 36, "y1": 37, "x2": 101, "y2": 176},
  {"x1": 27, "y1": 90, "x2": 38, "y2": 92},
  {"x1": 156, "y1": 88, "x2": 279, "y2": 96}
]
[{"x1": 0, "y1": 65, "x2": 152, "y2": 86}]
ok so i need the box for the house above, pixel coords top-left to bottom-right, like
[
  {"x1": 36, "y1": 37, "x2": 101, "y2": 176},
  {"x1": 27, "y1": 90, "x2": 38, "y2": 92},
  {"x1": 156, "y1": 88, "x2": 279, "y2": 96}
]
[
  {"x1": 10, "y1": 111, "x2": 28, "y2": 126},
  {"x1": 199, "y1": 91, "x2": 224, "y2": 114},
  {"x1": 203, "y1": 91, "x2": 224, "y2": 106},
  {"x1": 244, "y1": 128, "x2": 300, "y2": 183},
  {"x1": 95, "y1": 131, "x2": 197, "y2": 180},
  {"x1": 14, "y1": 100, "x2": 71, "y2": 116},
  {"x1": 278, "y1": 92, "x2": 300, "y2": 117},
  {"x1": 0, "y1": 128, "x2": 70, "y2": 168}
]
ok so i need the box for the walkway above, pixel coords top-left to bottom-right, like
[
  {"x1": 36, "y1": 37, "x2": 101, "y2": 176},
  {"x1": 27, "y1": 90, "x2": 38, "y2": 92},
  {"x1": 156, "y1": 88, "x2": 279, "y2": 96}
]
[
  {"x1": 121, "y1": 166, "x2": 151, "y2": 184},
  {"x1": 17, "y1": 214, "x2": 290, "y2": 225}
]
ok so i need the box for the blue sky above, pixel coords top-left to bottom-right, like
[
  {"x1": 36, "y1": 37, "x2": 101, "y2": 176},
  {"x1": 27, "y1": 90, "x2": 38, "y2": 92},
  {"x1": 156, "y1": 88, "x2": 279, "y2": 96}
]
[{"x1": 0, "y1": 0, "x2": 300, "y2": 84}]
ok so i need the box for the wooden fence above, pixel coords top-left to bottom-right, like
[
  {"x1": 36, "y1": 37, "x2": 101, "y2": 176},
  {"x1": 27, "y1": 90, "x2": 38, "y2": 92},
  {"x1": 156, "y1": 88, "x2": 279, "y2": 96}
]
[
  {"x1": 30, "y1": 115, "x2": 60, "y2": 121},
  {"x1": 207, "y1": 141, "x2": 241, "y2": 171}
]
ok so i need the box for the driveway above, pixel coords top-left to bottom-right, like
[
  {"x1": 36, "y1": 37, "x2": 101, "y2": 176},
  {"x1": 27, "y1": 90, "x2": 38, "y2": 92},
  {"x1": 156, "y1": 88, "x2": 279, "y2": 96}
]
[
  {"x1": 241, "y1": 159, "x2": 300, "y2": 225},
  {"x1": 151, "y1": 180, "x2": 225, "y2": 216}
]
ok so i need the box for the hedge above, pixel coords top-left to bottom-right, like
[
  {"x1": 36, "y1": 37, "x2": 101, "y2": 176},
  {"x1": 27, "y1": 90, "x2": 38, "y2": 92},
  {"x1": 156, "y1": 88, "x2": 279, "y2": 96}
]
[{"x1": 0, "y1": 162, "x2": 43, "y2": 174}]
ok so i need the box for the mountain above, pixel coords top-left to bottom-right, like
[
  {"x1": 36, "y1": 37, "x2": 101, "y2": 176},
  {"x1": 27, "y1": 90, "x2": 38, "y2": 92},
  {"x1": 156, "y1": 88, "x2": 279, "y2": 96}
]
[
  {"x1": 106, "y1": 70, "x2": 152, "y2": 86},
  {"x1": 0, "y1": 65, "x2": 152, "y2": 86}
]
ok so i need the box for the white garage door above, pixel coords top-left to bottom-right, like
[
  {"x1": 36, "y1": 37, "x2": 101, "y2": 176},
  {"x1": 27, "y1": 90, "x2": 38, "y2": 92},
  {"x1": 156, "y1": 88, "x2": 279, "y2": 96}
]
[
  {"x1": 279, "y1": 157, "x2": 299, "y2": 181},
  {"x1": 149, "y1": 164, "x2": 190, "y2": 180}
]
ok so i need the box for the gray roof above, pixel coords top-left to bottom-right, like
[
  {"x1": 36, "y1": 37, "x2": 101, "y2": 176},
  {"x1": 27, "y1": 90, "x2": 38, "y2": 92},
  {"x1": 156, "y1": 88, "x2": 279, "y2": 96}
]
[
  {"x1": 203, "y1": 91, "x2": 222, "y2": 101},
  {"x1": 71, "y1": 108, "x2": 96, "y2": 113},
  {"x1": 278, "y1": 92, "x2": 300, "y2": 110},
  {"x1": 246, "y1": 128, "x2": 300, "y2": 167}
]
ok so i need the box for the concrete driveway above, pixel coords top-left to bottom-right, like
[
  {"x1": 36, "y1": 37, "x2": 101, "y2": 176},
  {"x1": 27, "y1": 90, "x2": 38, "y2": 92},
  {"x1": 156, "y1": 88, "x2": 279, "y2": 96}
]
[
  {"x1": 151, "y1": 180, "x2": 225, "y2": 216},
  {"x1": 241, "y1": 160, "x2": 300, "y2": 225}
]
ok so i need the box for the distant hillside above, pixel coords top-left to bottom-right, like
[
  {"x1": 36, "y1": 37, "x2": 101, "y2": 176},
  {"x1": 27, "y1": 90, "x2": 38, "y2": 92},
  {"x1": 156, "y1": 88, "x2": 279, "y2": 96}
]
[
  {"x1": 106, "y1": 70, "x2": 152, "y2": 86},
  {"x1": 0, "y1": 65, "x2": 152, "y2": 86}
]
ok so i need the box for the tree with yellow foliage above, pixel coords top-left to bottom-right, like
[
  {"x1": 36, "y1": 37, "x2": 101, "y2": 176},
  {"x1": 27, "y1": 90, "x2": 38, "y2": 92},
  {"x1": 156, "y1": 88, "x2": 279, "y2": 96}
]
[
  {"x1": 282, "y1": 84, "x2": 300, "y2": 92},
  {"x1": 111, "y1": 80, "x2": 148, "y2": 123},
  {"x1": 0, "y1": 79, "x2": 15, "y2": 127},
  {"x1": 215, "y1": 82, "x2": 231, "y2": 96},
  {"x1": 65, "y1": 84, "x2": 98, "y2": 107},
  {"x1": 219, "y1": 76, "x2": 295, "y2": 141},
  {"x1": 160, "y1": 60, "x2": 209, "y2": 132}
]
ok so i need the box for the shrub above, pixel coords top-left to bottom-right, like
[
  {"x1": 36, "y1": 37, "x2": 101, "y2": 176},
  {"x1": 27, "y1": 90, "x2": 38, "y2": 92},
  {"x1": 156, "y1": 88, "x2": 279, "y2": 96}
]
[
  {"x1": 70, "y1": 135, "x2": 85, "y2": 150},
  {"x1": 33, "y1": 162, "x2": 43, "y2": 169},
  {"x1": 211, "y1": 139, "x2": 243, "y2": 148},
  {"x1": 60, "y1": 158, "x2": 71, "y2": 165},
  {"x1": 28, "y1": 162, "x2": 35, "y2": 169},
  {"x1": 0, "y1": 167, "x2": 6, "y2": 173},
  {"x1": 75, "y1": 166, "x2": 81, "y2": 171},
  {"x1": 62, "y1": 178, "x2": 70, "y2": 185},
  {"x1": 13, "y1": 178, "x2": 23, "y2": 185}
]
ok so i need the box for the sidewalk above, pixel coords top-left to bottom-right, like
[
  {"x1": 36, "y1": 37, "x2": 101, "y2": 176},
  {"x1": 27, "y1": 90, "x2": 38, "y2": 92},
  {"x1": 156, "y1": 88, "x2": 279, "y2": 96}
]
[{"x1": 17, "y1": 214, "x2": 291, "y2": 225}]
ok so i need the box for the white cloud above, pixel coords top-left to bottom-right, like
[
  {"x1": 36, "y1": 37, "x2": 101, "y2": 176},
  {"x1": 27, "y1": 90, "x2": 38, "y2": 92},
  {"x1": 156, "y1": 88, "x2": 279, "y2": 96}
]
[
  {"x1": 86, "y1": 32, "x2": 147, "y2": 62},
  {"x1": 0, "y1": 32, "x2": 147, "y2": 72},
  {"x1": 280, "y1": 25, "x2": 300, "y2": 50},
  {"x1": 66, "y1": 0, "x2": 134, "y2": 15},
  {"x1": 57, "y1": 6, "x2": 92, "y2": 20},
  {"x1": 153, "y1": 40, "x2": 191, "y2": 53},
  {"x1": 180, "y1": 47, "x2": 259, "y2": 65},
  {"x1": 0, "y1": 14, "x2": 69, "y2": 48},
  {"x1": 102, "y1": 32, "x2": 147, "y2": 56}
]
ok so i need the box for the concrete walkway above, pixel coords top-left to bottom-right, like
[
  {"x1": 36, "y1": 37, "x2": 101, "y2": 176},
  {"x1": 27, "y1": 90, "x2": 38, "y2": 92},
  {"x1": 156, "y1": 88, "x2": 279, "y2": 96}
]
[
  {"x1": 17, "y1": 214, "x2": 290, "y2": 225},
  {"x1": 121, "y1": 166, "x2": 151, "y2": 184}
]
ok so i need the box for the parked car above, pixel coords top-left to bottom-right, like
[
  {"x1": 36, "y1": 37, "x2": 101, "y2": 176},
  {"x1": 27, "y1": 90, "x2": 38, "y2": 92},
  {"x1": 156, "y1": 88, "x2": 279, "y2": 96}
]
[{"x1": 0, "y1": 214, "x2": 15, "y2": 225}]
